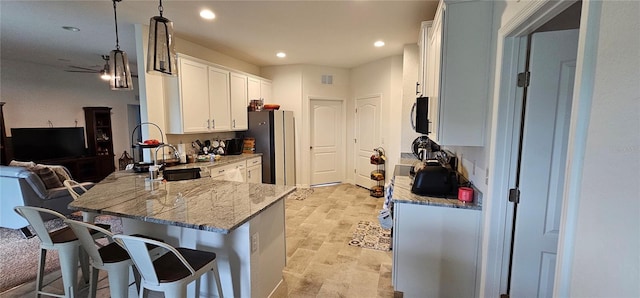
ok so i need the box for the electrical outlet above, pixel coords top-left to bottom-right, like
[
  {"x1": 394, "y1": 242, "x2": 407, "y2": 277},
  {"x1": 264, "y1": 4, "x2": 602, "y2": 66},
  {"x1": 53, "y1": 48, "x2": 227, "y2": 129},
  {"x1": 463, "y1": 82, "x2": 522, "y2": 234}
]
[
  {"x1": 251, "y1": 233, "x2": 259, "y2": 253},
  {"x1": 472, "y1": 160, "x2": 476, "y2": 175},
  {"x1": 485, "y1": 168, "x2": 489, "y2": 185}
]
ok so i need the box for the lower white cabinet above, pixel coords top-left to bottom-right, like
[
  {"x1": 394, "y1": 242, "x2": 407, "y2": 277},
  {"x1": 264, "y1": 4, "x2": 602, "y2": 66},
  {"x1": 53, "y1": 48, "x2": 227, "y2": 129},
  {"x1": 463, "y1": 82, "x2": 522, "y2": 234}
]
[
  {"x1": 246, "y1": 157, "x2": 263, "y2": 183},
  {"x1": 209, "y1": 157, "x2": 262, "y2": 183},
  {"x1": 210, "y1": 161, "x2": 246, "y2": 182},
  {"x1": 392, "y1": 203, "x2": 481, "y2": 297}
]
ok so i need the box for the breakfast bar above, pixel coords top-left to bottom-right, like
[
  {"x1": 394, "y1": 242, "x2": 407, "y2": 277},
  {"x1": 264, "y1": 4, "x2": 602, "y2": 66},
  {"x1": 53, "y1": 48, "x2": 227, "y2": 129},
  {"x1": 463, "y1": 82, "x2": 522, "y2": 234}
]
[{"x1": 69, "y1": 171, "x2": 295, "y2": 297}]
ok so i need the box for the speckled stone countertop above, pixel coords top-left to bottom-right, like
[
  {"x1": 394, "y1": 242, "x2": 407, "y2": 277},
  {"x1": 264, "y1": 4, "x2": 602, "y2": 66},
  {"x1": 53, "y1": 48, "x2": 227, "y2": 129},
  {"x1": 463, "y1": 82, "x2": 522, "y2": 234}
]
[
  {"x1": 392, "y1": 176, "x2": 481, "y2": 210},
  {"x1": 166, "y1": 153, "x2": 262, "y2": 171},
  {"x1": 69, "y1": 170, "x2": 295, "y2": 234}
]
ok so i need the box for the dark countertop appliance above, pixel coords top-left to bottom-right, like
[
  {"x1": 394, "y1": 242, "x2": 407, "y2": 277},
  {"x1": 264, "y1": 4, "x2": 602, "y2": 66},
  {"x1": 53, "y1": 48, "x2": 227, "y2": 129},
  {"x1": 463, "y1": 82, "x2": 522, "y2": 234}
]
[
  {"x1": 410, "y1": 150, "x2": 459, "y2": 197},
  {"x1": 225, "y1": 138, "x2": 244, "y2": 155}
]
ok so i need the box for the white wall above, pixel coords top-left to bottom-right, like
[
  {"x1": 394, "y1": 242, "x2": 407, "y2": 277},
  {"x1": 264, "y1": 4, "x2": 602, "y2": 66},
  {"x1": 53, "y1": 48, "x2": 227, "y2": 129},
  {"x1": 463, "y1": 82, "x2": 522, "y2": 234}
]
[
  {"x1": 349, "y1": 56, "x2": 404, "y2": 184},
  {"x1": 567, "y1": 1, "x2": 639, "y2": 296},
  {"x1": 261, "y1": 64, "x2": 350, "y2": 187},
  {"x1": 1, "y1": 59, "x2": 139, "y2": 167},
  {"x1": 400, "y1": 44, "x2": 423, "y2": 153}
]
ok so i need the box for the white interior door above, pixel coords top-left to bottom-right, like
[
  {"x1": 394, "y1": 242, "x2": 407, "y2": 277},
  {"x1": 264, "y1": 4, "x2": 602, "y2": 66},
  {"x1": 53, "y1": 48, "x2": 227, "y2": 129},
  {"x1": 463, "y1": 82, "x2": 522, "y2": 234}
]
[
  {"x1": 355, "y1": 96, "x2": 380, "y2": 188},
  {"x1": 510, "y1": 29, "x2": 579, "y2": 297},
  {"x1": 310, "y1": 99, "x2": 344, "y2": 185}
]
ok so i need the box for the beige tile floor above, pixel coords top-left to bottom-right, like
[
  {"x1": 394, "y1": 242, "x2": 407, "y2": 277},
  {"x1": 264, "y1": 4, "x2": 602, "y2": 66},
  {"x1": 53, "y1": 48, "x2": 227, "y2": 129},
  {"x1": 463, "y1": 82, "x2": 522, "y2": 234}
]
[{"x1": 1, "y1": 183, "x2": 397, "y2": 297}]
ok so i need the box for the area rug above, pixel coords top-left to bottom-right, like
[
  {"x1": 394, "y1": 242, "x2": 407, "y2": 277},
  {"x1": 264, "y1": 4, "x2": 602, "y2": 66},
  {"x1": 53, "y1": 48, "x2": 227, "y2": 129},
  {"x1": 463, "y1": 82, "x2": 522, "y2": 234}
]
[
  {"x1": 288, "y1": 187, "x2": 314, "y2": 201},
  {"x1": 348, "y1": 221, "x2": 392, "y2": 251},
  {"x1": 0, "y1": 215, "x2": 122, "y2": 293}
]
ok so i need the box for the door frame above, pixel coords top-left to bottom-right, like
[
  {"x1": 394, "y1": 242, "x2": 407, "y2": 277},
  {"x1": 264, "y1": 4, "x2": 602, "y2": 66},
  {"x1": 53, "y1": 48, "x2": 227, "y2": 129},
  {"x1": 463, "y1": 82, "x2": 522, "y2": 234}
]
[
  {"x1": 306, "y1": 96, "x2": 347, "y2": 187},
  {"x1": 481, "y1": 1, "x2": 601, "y2": 297}
]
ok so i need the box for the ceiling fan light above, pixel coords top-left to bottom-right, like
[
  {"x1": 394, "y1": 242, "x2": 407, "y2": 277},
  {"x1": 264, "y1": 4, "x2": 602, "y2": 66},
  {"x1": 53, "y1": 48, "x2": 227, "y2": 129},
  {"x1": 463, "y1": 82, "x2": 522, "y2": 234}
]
[
  {"x1": 100, "y1": 69, "x2": 111, "y2": 81},
  {"x1": 110, "y1": 49, "x2": 133, "y2": 90},
  {"x1": 147, "y1": 15, "x2": 177, "y2": 76}
]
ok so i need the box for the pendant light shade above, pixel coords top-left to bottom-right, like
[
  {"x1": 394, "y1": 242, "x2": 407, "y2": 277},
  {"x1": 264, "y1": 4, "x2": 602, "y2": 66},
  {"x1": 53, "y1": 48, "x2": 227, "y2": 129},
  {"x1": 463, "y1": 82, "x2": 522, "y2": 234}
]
[
  {"x1": 147, "y1": 0, "x2": 177, "y2": 76},
  {"x1": 109, "y1": 0, "x2": 133, "y2": 90},
  {"x1": 110, "y1": 49, "x2": 133, "y2": 90}
]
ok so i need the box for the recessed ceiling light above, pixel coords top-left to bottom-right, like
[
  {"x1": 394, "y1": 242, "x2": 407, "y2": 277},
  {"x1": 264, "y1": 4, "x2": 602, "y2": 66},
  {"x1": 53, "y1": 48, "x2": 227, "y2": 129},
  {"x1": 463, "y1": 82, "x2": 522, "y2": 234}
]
[
  {"x1": 62, "y1": 26, "x2": 80, "y2": 32},
  {"x1": 276, "y1": 52, "x2": 287, "y2": 58},
  {"x1": 374, "y1": 41, "x2": 385, "y2": 47},
  {"x1": 200, "y1": 9, "x2": 215, "y2": 20}
]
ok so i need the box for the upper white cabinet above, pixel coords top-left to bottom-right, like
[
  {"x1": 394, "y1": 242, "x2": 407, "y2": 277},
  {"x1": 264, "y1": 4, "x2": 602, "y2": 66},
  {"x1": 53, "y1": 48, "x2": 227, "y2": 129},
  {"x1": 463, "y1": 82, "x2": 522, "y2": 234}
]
[
  {"x1": 165, "y1": 55, "x2": 272, "y2": 133},
  {"x1": 247, "y1": 77, "x2": 261, "y2": 101},
  {"x1": 423, "y1": 0, "x2": 493, "y2": 146},
  {"x1": 260, "y1": 80, "x2": 272, "y2": 104},
  {"x1": 230, "y1": 72, "x2": 249, "y2": 131},
  {"x1": 165, "y1": 57, "x2": 231, "y2": 133},
  {"x1": 248, "y1": 77, "x2": 272, "y2": 103},
  {"x1": 417, "y1": 21, "x2": 433, "y2": 98},
  {"x1": 209, "y1": 67, "x2": 231, "y2": 131}
]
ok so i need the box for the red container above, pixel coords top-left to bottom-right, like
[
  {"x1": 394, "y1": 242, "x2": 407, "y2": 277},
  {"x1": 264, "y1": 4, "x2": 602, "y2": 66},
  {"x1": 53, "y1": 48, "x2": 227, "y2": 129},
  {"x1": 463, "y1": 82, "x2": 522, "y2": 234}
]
[{"x1": 458, "y1": 187, "x2": 474, "y2": 202}]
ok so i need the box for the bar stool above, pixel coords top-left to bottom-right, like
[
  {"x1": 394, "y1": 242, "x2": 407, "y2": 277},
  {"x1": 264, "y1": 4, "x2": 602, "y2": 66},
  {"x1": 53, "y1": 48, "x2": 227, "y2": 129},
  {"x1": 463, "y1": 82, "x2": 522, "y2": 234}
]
[
  {"x1": 64, "y1": 219, "x2": 139, "y2": 298},
  {"x1": 14, "y1": 206, "x2": 92, "y2": 298},
  {"x1": 113, "y1": 234, "x2": 224, "y2": 297}
]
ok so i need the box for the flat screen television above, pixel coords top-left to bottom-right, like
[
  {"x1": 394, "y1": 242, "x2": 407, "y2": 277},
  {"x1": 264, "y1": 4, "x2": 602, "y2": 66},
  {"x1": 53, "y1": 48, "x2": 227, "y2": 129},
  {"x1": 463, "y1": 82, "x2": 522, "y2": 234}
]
[{"x1": 11, "y1": 127, "x2": 87, "y2": 161}]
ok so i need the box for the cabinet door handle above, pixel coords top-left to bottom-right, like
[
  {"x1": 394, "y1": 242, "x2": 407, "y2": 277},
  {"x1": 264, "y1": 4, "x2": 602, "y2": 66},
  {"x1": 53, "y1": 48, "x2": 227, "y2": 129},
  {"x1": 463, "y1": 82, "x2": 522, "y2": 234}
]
[
  {"x1": 207, "y1": 119, "x2": 211, "y2": 129},
  {"x1": 233, "y1": 119, "x2": 236, "y2": 128},
  {"x1": 416, "y1": 82, "x2": 420, "y2": 95},
  {"x1": 211, "y1": 119, "x2": 215, "y2": 129}
]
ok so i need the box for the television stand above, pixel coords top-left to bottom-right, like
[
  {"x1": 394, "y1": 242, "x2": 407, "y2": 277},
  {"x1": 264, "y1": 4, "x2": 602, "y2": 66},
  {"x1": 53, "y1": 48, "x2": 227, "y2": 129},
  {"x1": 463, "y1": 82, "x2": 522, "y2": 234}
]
[{"x1": 38, "y1": 155, "x2": 113, "y2": 182}]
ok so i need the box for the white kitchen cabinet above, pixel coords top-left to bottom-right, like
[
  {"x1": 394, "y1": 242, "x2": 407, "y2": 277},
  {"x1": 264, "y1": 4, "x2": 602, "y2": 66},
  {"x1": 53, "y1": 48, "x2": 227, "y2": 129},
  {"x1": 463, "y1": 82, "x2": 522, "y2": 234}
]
[
  {"x1": 230, "y1": 72, "x2": 249, "y2": 131},
  {"x1": 167, "y1": 58, "x2": 209, "y2": 133},
  {"x1": 392, "y1": 202, "x2": 481, "y2": 297},
  {"x1": 165, "y1": 56, "x2": 231, "y2": 133},
  {"x1": 422, "y1": 0, "x2": 493, "y2": 146},
  {"x1": 260, "y1": 80, "x2": 272, "y2": 103},
  {"x1": 210, "y1": 161, "x2": 247, "y2": 182},
  {"x1": 246, "y1": 156, "x2": 263, "y2": 184},
  {"x1": 416, "y1": 21, "x2": 433, "y2": 98},
  {"x1": 208, "y1": 67, "x2": 231, "y2": 131},
  {"x1": 248, "y1": 77, "x2": 273, "y2": 104},
  {"x1": 247, "y1": 77, "x2": 261, "y2": 101}
]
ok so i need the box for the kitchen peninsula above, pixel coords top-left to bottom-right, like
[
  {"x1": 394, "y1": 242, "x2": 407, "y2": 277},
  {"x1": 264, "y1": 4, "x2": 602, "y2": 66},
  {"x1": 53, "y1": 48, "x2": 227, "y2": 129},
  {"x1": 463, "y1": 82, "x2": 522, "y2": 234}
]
[{"x1": 69, "y1": 169, "x2": 295, "y2": 297}]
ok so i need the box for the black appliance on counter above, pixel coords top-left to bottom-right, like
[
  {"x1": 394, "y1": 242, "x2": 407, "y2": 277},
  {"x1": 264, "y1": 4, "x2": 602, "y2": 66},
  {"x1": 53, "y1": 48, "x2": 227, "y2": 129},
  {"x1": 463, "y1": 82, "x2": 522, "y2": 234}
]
[
  {"x1": 224, "y1": 138, "x2": 244, "y2": 155},
  {"x1": 410, "y1": 150, "x2": 459, "y2": 197}
]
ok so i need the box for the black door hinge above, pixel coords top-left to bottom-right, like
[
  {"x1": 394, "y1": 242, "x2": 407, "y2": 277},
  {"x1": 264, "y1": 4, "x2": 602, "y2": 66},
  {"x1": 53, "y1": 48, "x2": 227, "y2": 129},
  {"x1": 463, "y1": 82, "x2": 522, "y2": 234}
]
[
  {"x1": 508, "y1": 188, "x2": 520, "y2": 204},
  {"x1": 517, "y1": 71, "x2": 530, "y2": 88}
]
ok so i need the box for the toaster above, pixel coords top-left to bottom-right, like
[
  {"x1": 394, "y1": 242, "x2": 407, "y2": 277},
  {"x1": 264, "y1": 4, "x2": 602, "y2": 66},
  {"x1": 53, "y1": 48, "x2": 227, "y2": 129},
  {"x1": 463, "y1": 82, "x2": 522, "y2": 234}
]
[{"x1": 411, "y1": 164, "x2": 459, "y2": 196}]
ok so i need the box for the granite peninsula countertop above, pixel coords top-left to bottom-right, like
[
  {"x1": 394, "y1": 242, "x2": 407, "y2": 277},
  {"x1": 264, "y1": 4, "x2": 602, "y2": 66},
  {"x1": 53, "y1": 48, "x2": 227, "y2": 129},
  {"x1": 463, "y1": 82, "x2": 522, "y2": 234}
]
[
  {"x1": 392, "y1": 175, "x2": 481, "y2": 210},
  {"x1": 69, "y1": 170, "x2": 295, "y2": 234}
]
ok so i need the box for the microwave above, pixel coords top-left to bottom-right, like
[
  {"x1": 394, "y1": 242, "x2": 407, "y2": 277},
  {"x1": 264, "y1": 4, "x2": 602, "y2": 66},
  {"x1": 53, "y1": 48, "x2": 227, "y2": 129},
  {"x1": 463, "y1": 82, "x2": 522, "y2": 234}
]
[{"x1": 412, "y1": 97, "x2": 430, "y2": 134}]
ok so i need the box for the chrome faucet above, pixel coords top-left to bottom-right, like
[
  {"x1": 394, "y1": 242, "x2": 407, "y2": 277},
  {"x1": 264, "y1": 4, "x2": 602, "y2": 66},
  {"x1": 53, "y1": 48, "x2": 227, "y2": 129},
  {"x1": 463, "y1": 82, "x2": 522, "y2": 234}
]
[{"x1": 154, "y1": 144, "x2": 180, "y2": 166}]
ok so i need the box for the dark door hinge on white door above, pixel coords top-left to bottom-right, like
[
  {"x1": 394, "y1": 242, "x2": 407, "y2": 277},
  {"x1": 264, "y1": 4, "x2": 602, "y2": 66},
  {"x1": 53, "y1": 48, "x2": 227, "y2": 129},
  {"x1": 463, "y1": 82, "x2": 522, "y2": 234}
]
[
  {"x1": 508, "y1": 188, "x2": 520, "y2": 204},
  {"x1": 517, "y1": 71, "x2": 530, "y2": 87}
]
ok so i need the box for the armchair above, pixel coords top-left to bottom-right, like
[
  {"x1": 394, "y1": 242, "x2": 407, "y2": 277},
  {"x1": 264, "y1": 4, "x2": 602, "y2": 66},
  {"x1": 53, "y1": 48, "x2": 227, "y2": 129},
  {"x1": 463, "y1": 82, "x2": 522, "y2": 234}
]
[{"x1": 0, "y1": 165, "x2": 94, "y2": 231}]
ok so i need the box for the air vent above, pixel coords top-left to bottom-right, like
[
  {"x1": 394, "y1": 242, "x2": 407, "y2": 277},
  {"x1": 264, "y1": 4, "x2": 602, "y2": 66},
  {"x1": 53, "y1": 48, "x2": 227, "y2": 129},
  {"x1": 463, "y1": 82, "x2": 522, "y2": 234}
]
[{"x1": 321, "y1": 75, "x2": 333, "y2": 85}]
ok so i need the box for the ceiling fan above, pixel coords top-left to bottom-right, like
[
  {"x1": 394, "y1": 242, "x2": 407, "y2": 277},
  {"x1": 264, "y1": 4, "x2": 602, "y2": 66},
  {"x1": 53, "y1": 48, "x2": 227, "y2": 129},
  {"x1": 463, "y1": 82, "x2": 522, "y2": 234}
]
[{"x1": 65, "y1": 55, "x2": 137, "y2": 79}]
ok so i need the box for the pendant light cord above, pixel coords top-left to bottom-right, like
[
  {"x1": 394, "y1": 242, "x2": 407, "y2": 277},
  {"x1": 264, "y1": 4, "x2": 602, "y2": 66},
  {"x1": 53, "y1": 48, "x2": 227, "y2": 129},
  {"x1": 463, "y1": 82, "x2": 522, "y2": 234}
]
[
  {"x1": 112, "y1": 0, "x2": 121, "y2": 50},
  {"x1": 158, "y1": 0, "x2": 164, "y2": 17}
]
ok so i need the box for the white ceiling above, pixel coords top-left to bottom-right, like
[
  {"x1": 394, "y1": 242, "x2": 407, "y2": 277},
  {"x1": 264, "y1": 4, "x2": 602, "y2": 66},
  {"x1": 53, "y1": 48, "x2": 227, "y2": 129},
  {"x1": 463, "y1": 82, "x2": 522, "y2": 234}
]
[{"x1": 0, "y1": 1, "x2": 437, "y2": 72}]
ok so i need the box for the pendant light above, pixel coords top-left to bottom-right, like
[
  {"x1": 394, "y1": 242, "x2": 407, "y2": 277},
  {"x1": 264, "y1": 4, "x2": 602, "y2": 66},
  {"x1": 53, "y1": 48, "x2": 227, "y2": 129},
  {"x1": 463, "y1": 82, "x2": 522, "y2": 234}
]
[
  {"x1": 147, "y1": 0, "x2": 177, "y2": 76},
  {"x1": 109, "y1": 0, "x2": 133, "y2": 90}
]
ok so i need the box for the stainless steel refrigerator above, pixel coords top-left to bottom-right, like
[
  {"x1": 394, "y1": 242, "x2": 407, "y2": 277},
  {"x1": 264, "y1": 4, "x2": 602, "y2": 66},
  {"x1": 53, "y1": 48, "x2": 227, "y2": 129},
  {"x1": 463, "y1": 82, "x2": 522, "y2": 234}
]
[{"x1": 246, "y1": 110, "x2": 296, "y2": 185}]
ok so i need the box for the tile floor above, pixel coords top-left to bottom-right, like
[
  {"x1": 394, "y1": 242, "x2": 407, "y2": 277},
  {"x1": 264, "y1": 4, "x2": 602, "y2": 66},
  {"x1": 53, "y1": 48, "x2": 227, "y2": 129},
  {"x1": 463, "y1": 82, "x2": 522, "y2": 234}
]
[{"x1": 1, "y1": 183, "x2": 397, "y2": 297}]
